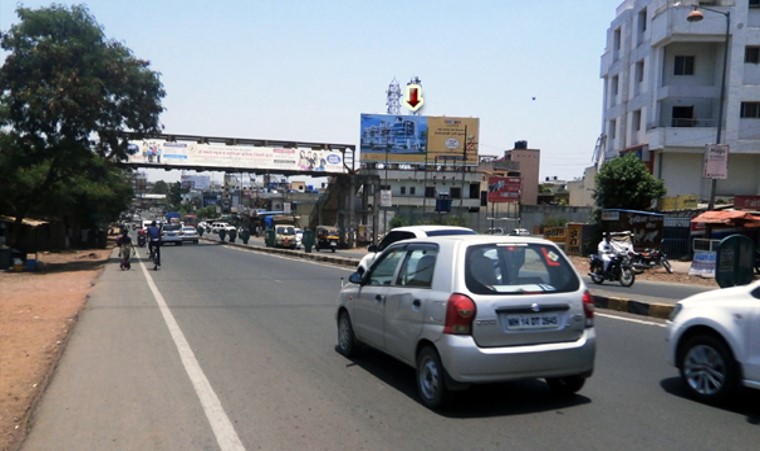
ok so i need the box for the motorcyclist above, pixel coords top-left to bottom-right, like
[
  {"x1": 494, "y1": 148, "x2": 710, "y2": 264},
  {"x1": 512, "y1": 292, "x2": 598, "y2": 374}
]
[
  {"x1": 597, "y1": 232, "x2": 616, "y2": 275},
  {"x1": 147, "y1": 220, "x2": 162, "y2": 268},
  {"x1": 116, "y1": 229, "x2": 134, "y2": 270}
]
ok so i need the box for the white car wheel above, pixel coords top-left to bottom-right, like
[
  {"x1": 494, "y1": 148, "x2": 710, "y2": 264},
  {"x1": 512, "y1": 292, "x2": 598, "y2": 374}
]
[{"x1": 679, "y1": 335, "x2": 737, "y2": 404}]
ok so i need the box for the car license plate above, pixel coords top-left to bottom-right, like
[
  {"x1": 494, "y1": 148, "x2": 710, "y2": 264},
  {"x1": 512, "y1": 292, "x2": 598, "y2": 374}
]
[{"x1": 505, "y1": 314, "x2": 559, "y2": 330}]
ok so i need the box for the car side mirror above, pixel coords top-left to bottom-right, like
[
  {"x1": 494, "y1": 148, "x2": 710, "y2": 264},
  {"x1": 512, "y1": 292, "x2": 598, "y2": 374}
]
[
  {"x1": 348, "y1": 272, "x2": 364, "y2": 285},
  {"x1": 368, "y1": 244, "x2": 378, "y2": 252}
]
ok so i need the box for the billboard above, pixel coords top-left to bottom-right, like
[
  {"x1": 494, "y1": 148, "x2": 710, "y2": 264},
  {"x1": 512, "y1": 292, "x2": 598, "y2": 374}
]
[
  {"x1": 360, "y1": 114, "x2": 479, "y2": 165},
  {"x1": 126, "y1": 140, "x2": 345, "y2": 173},
  {"x1": 180, "y1": 174, "x2": 210, "y2": 190},
  {"x1": 487, "y1": 176, "x2": 521, "y2": 203}
]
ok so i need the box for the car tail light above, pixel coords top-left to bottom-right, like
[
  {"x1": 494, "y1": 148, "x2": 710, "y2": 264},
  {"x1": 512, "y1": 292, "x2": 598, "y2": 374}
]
[
  {"x1": 443, "y1": 293, "x2": 476, "y2": 335},
  {"x1": 582, "y1": 290, "x2": 594, "y2": 328}
]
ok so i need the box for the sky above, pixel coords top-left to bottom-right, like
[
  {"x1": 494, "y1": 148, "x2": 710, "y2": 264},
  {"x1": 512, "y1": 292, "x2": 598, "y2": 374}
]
[{"x1": 0, "y1": 0, "x2": 617, "y2": 183}]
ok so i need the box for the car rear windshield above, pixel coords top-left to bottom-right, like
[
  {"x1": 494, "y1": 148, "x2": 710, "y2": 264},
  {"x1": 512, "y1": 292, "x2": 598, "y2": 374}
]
[
  {"x1": 163, "y1": 224, "x2": 181, "y2": 231},
  {"x1": 465, "y1": 243, "x2": 580, "y2": 295}
]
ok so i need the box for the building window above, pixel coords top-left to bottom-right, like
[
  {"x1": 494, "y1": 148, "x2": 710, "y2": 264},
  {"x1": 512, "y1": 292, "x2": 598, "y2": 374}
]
[
  {"x1": 469, "y1": 183, "x2": 479, "y2": 199},
  {"x1": 672, "y1": 106, "x2": 694, "y2": 127},
  {"x1": 636, "y1": 60, "x2": 645, "y2": 82},
  {"x1": 409, "y1": 186, "x2": 416, "y2": 195},
  {"x1": 450, "y1": 187, "x2": 461, "y2": 199},
  {"x1": 638, "y1": 9, "x2": 647, "y2": 34},
  {"x1": 614, "y1": 27, "x2": 621, "y2": 50},
  {"x1": 751, "y1": 0, "x2": 760, "y2": 8},
  {"x1": 400, "y1": 186, "x2": 406, "y2": 195},
  {"x1": 746, "y1": 46, "x2": 760, "y2": 64},
  {"x1": 425, "y1": 186, "x2": 435, "y2": 198},
  {"x1": 633, "y1": 110, "x2": 642, "y2": 131},
  {"x1": 609, "y1": 119, "x2": 617, "y2": 139},
  {"x1": 741, "y1": 102, "x2": 760, "y2": 118},
  {"x1": 612, "y1": 76, "x2": 619, "y2": 96},
  {"x1": 674, "y1": 56, "x2": 695, "y2": 76}
]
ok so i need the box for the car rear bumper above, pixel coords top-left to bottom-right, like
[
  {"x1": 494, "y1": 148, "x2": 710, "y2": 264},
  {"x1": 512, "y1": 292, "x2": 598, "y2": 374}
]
[{"x1": 435, "y1": 329, "x2": 596, "y2": 383}]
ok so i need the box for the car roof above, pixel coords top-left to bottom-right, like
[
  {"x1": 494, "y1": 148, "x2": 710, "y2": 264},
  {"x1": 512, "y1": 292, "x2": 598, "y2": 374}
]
[
  {"x1": 389, "y1": 225, "x2": 475, "y2": 233},
  {"x1": 393, "y1": 234, "x2": 555, "y2": 247}
]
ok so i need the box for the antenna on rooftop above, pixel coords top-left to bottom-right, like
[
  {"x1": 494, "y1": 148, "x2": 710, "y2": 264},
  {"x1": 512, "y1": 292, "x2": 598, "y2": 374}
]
[{"x1": 386, "y1": 78, "x2": 401, "y2": 115}]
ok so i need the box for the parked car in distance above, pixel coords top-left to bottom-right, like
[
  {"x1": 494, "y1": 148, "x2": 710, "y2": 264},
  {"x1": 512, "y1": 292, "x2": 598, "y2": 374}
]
[
  {"x1": 180, "y1": 226, "x2": 200, "y2": 244},
  {"x1": 666, "y1": 280, "x2": 760, "y2": 404},
  {"x1": 357, "y1": 225, "x2": 476, "y2": 274},
  {"x1": 509, "y1": 228, "x2": 531, "y2": 236},
  {"x1": 161, "y1": 223, "x2": 183, "y2": 245},
  {"x1": 337, "y1": 234, "x2": 596, "y2": 409},
  {"x1": 210, "y1": 222, "x2": 236, "y2": 234}
]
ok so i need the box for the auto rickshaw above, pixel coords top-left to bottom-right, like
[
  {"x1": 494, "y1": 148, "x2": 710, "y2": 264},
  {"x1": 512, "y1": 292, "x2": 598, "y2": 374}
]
[{"x1": 315, "y1": 225, "x2": 339, "y2": 253}]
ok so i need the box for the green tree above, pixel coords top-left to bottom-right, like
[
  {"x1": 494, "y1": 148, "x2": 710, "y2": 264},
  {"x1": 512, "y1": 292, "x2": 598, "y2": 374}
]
[
  {"x1": 167, "y1": 182, "x2": 185, "y2": 209},
  {"x1": 594, "y1": 153, "x2": 666, "y2": 211},
  {"x1": 152, "y1": 180, "x2": 169, "y2": 195},
  {"x1": 0, "y1": 4, "x2": 165, "y2": 246}
]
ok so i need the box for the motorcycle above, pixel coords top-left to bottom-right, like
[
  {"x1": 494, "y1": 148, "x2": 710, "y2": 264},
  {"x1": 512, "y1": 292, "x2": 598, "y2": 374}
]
[
  {"x1": 137, "y1": 230, "x2": 147, "y2": 247},
  {"x1": 630, "y1": 248, "x2": 673, "y2": 274},
  {"x1": 588, "y1": 252, "x2": 635, "y2": 287}
]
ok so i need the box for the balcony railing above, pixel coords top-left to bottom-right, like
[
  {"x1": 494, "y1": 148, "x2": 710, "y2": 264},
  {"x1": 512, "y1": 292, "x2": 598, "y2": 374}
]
[{"x1": 647, "y1": 118, "x2": 718, "y2": 129}]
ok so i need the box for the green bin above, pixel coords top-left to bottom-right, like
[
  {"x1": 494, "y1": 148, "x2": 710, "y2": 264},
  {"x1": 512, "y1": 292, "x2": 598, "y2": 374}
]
[
  {"x1": 265, "y1": 229, "x2": 275, "y2": 247},
  {"x1": 303, "y1": 229, "x2": 315, "y2": 253}
]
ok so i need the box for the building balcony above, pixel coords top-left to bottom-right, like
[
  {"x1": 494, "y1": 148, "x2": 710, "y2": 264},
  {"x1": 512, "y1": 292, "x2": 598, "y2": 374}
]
[
  {"x1": 651, "y1": 3, "x2": 732, "y2": 47},
  {"x1": 645, "y1": 119, "x2": 718, "y2": 149}
]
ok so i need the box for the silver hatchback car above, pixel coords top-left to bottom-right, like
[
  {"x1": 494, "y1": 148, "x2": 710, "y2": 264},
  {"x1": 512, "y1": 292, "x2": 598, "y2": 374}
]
[{"x1": 336, "y1": 235, "x2": 596, "y2": 409}]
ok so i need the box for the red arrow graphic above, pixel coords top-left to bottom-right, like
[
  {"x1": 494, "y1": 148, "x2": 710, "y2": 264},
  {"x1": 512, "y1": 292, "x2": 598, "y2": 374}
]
[{"x1": 407, "y1": 87, "x2": 420, "y2": 107}]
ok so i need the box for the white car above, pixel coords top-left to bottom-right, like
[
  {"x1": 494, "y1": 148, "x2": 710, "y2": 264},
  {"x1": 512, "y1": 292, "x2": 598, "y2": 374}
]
[
  {"x1": 210, "y1": 222, "x2": 236, "y2": 234},
  {"x1": 666, "y1": 280, "x2": 760, "y2": 404},
  {"x1": 357, "y1": 225, "x2": 476, "y2": 274},
  {"x1": 337, "y1": 234, "x2": 596, "y2": 409}
]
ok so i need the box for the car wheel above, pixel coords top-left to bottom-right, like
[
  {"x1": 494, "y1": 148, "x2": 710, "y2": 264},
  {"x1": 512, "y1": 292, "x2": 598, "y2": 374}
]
[
  {"x1": 546, "y1": 375, "x2": 586, "y2": 396},
  {"x1": 679, "y1": 335, "x2": 738, "y2": 404},
  {"x1": 416, "y1": 346, "x2": 449, "y2": 409},
  {"x1": 619, "y1": 268, "x2": 635, "y2": 287},
  {"x1": 178, "y1": 241, "x2": 183, "y2": 246},
  {"x1": 336, "y1": 311, "x2": 357, "y2": 357}
]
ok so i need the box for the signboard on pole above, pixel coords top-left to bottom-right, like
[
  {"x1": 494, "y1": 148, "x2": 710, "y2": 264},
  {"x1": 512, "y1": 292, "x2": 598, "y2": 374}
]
[
  {"x1": 487, "y1": 176, "x2": 521, "y2": 203},
  {"x1": 380, "y1": 190, "x2": 392, "y2": 207},
  {"x1": 704, "y1": 144, "x2": 729, "y2": 179}
]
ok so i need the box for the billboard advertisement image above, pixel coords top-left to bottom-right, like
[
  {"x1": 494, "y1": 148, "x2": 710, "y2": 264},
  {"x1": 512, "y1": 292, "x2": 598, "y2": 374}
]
[
  {"x1": 360, "y1": 114, "x2": 479, "y2": 165},
  {"x1": 126, "y1": 140, "x2": 345, "y2": 173}
]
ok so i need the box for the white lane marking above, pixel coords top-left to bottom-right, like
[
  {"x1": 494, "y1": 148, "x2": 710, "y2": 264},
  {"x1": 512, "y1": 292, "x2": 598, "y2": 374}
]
[
  {"x1": 597, "y1": 312, "x2": 666, "y2": 328},
  {"x1": 137, "y1": 254, "x2": 245, "y2": 451}
]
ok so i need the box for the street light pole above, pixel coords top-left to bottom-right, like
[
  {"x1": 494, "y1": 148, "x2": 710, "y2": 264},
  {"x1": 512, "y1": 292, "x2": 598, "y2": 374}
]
[{"x1": 687, "y1": 6, "x2": 730, "y2": 211}]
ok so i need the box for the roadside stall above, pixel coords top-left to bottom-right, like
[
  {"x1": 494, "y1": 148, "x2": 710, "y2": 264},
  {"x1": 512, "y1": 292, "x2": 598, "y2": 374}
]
[{"x1": 689, "y1": 209, "x2": 760, "y2": 277}]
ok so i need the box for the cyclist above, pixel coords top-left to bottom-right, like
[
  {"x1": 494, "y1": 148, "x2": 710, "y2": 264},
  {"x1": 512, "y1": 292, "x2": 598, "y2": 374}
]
[{"x1": 146, "y1": 220, "x2": 162, "y2": 269}]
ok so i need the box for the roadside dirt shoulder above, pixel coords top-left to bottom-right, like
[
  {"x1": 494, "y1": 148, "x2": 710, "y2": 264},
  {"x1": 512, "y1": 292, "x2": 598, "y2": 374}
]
[{"x1": 0, "y1": 248, "x2": 112, "y2": 451}]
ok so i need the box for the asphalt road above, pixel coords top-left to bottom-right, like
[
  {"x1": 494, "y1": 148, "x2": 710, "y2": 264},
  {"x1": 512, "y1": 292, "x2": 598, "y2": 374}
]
[{"x1": 22, "y1": 242, "x2": 760, "y2": 450}]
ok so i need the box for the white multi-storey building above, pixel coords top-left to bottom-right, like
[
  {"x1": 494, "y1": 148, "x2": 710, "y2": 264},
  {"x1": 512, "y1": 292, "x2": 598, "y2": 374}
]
[{"x1": 601, "y1": 0, "x2": 760, "y2": 203}]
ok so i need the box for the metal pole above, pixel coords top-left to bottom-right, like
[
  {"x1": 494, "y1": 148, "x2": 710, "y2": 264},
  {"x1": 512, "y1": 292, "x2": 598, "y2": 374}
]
[
  {"x1": 460, "y1": 125, "x2": 467, "y2": 211},
  {"x1": 383, "y1": 149, "x2": 388, "y2": 234},
  {"x1": 708, "y1": 10, "x2": 729, "y2": 210},
  {"x1": 693, "y1": 7, "x2": 729, "y2": 211}
]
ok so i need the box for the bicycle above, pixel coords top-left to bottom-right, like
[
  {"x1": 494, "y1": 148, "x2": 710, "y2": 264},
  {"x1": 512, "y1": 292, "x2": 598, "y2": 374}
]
[{"x1": 149, "y1": 239, "x2": 161, "y2": 270}]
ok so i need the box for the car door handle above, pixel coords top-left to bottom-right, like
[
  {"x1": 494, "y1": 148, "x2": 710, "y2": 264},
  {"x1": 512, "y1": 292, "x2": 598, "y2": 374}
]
[
  {"x1": 412, "y1": 299, "x2": 421, "y2": 308},
  {"x1": 375, "y1": 294, "x2": 384, "y2": 303}
]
